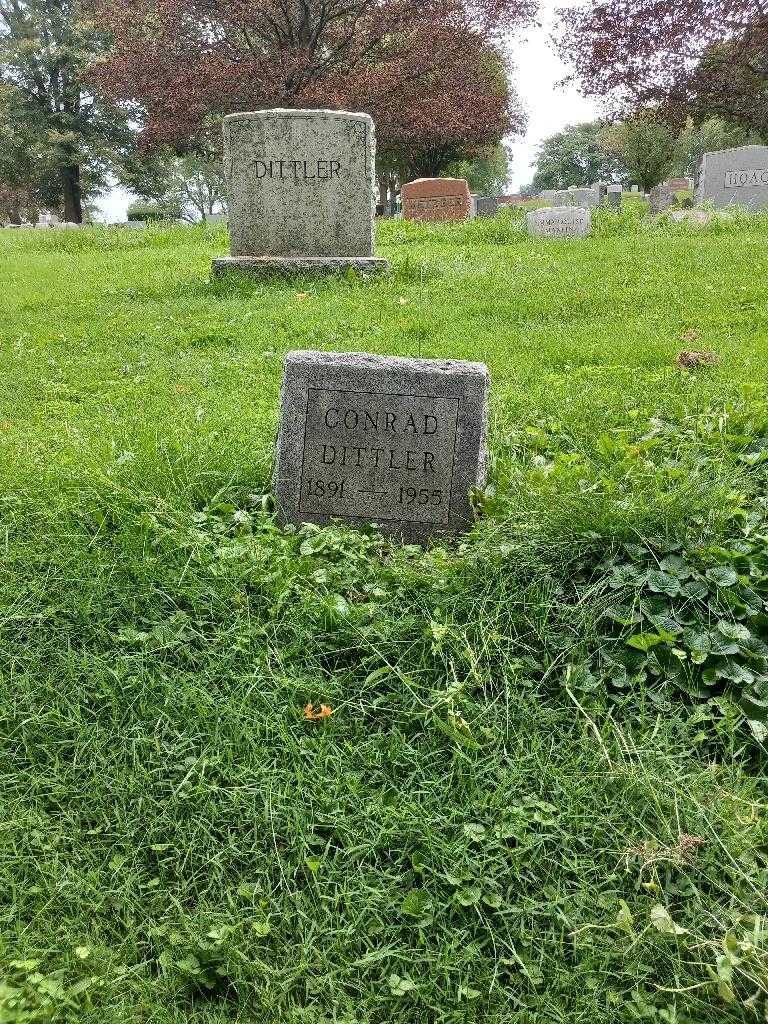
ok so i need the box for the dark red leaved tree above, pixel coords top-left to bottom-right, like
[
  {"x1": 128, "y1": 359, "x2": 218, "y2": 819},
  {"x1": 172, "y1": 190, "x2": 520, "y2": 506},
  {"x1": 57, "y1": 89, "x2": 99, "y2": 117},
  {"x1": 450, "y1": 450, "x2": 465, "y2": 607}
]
[
  {"x1": 556, "y1": 0, "x2": 768, "y2": 136},
  {"x1": 89, "y1": 0, "x2": 531, "y2": 170}
]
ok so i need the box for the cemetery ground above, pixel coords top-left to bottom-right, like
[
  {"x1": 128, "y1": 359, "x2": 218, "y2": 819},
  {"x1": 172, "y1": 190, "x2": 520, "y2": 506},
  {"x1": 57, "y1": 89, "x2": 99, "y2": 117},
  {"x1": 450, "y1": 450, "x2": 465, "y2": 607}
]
[{"x1": 2, "y1": 205, "x2": 768, "y2": 1024}]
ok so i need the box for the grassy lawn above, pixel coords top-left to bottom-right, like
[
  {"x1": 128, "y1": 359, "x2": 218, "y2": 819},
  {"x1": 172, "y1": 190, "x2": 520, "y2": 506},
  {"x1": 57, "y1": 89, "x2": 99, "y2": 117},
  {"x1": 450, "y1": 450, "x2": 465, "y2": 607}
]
[{"x1": 2, "y1": 207, "x2": 768, "y2": 1022}]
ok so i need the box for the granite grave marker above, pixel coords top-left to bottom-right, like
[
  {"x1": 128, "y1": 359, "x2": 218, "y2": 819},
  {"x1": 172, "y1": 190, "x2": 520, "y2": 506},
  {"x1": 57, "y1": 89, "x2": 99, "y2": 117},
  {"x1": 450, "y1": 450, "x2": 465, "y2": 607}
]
[
  {"x1": 401, "y1": 178, "x2": 471, "y2": 222},
  {"x1": 526, "y1": 206, "x2": 591, "y2": 238},
  {"x1": 274, "y1": 351, "x2": 489, "y2": 543},
  {"x1": 213, "y1": 108, "x2": 388, "y2": 277},
  {"x1": 696, "y1": 145, "x2": 768, "y2": 210}
]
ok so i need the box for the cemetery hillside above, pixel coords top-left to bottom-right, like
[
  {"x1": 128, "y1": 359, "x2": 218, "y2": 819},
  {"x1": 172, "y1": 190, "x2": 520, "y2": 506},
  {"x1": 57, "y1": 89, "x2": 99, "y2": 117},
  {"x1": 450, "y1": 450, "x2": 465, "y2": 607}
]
[{"x1": 3, "y1": 205, "x2": 768, "y2": 1023}]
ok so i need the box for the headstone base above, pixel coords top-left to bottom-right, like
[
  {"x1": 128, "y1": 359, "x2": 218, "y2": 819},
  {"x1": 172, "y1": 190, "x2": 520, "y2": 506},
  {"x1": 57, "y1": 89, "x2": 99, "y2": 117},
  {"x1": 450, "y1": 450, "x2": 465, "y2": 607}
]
[{"x1": 212, "y1": 256, "x2": 389, "y2": 279}]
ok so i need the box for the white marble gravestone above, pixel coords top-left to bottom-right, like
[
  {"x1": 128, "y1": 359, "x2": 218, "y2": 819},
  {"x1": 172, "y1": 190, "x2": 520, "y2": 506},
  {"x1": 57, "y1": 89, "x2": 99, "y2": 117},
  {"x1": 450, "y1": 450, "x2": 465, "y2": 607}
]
[{"x1": 526, "y1": 206, "x2": 592, "y2": 239}]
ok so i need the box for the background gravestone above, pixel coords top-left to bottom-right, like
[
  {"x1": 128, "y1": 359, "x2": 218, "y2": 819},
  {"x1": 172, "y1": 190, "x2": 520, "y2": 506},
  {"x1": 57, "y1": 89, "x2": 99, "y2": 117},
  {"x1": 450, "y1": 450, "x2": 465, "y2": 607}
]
[
  {"x1": 274, "y1": 350, "x2": 489, "y2": 543},
  {"x1": 474, "y1": 196, "x2": 500, "y2": 218},
  {"x1": 696, "y1": 145, "x2": 768, "y2": 210},
  {"x1": 213, "y1": 109, "x2": 388, "y2": 277},
  {"x1": 401, "y1": 178, "x2": 471, "y2": 222},
  {"x1": 541, "y1": 187, "x2": 598, "y2": 208},
  {"x1": 526, "y1": 206, "x2": 591, "y2": 238},
  {"x1": 606, "y1": 184, "x2": 622, "y2": 209}
]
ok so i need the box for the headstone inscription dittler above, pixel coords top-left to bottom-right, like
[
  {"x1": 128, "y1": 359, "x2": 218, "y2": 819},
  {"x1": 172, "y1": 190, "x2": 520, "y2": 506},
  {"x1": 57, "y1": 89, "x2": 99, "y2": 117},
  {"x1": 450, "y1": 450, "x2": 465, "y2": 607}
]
[
  {"x1": 274, "y1": 351, "x2": 489, "y2": 543},
  {"x1": 212, "y1": 109, "x2": 388, "y2": 277},
  {"x1": 526, "y1": 206, "x2": 592, "y2": 238},
  {"x1": 696, "y1": 145, "x2": 768, "y2": 210}
]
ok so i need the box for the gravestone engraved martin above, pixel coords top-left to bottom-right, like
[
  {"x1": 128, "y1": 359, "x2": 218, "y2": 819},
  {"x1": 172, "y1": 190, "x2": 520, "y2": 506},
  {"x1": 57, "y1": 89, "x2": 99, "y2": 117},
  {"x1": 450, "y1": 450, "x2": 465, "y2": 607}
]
[
  {"x1": 212, "y1": 109, "x2": 388, "y2": 277},
  {"x1": 696, "y1": 145, "x2": 768, "y2": 210},
  {"x1": 274, "y1": 351, "x2": 489, "y2": 543},
  {"x1": 526, "y1": 206, "x2": 592, "y2": 238}
]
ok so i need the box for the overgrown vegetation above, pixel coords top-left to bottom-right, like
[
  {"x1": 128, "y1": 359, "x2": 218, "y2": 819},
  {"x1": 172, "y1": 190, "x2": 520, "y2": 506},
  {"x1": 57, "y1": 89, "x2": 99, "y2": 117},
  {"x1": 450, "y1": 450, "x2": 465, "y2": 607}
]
[{"x1": 1, "y1": 209, "x2": 768, "y2": 1022}]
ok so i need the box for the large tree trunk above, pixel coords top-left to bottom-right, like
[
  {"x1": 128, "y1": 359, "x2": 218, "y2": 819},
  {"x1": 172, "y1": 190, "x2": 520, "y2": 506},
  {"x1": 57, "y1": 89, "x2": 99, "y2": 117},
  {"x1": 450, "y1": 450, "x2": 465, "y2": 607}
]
[{"x1": 61, "y1": 164, "x2": 83, "y2": 223}]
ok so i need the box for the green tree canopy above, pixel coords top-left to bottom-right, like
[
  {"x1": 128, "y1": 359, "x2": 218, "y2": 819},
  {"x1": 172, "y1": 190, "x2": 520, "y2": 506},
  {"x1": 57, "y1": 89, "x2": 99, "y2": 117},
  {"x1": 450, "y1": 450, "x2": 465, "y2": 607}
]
[
  {"x1": 0, "y1": 0, "x2": 131, "y2": 221},
  {"x1": 598, "y1": 110, "x2": 677, "y2": 191},
  {"x1": 530, "y1": 120, "x2": 625, "y2": 191}
]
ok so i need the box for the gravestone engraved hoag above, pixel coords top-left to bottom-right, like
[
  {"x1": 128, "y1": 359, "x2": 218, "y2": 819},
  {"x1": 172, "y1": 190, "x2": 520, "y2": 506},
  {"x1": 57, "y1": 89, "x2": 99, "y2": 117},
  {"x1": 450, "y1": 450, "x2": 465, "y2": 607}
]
[
  {"x1": 274, "y1": 351, "x2": 489, "y2": 543},
  {"x1": 696, "y1": 145, "x2": 768, "y2": 210},
  {"x1": 526, "y1": 206, "x2": 591, "y2": 238},
  {"x1": 213, "y1": 108, "x2": 388, "y2": 277}
]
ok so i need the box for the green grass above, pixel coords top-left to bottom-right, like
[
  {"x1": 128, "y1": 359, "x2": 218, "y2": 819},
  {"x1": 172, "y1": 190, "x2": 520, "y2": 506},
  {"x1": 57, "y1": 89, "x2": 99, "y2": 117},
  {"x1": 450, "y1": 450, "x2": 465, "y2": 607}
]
[{"x1": 2, "y1": 208, "x2": 768, "y2": 1023}]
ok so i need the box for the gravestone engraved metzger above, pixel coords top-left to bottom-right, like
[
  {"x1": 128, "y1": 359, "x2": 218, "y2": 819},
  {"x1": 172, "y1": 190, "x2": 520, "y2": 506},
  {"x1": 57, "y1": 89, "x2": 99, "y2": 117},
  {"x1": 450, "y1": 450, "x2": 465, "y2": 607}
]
[
  {"x1": 212, "y1": 109, "x2": 388, "y2": 277},
  {"x1": 275, "y1": 351, "x2": 489, "y2": 542}
]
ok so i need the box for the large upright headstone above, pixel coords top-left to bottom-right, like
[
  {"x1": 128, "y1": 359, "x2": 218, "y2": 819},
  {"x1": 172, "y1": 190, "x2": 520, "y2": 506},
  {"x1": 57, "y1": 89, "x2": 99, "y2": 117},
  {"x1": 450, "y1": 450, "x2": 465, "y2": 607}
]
[
  {"x1": 526, "y1": 206, "x2": 591, "y2": 239},
  {"x1": 274, "y1": 351, "x2": 489, "y2": 543},
  {"x1": 540, "y1": 187, "x2": 598, "y2": 208},
  {"x1": 213, "y1": 109, "x2": 388, "y2": 277},
  {"x1": 401, "y1": 179, "x2": 471, "y2": 223},
  {"x1": 696, "y1": 145, "x2": 768, "y2": 210}
]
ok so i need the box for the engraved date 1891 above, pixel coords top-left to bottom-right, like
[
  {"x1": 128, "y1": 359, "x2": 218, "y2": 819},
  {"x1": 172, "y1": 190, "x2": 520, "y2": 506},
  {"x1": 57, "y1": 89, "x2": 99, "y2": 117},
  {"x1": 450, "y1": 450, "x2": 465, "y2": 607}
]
[
  {"x1": 305, "y1": 478, "x2": 346, "y2": 498},
  {"x1": 399, "y1": 486, "x2": 442, "y2": 506}
]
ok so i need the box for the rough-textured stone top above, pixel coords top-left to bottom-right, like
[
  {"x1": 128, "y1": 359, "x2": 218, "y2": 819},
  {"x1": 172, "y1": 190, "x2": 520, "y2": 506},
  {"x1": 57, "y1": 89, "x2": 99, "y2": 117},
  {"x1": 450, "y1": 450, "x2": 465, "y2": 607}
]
[
  {"x1": 401, "y1": 178, "x2": 472, "y2": 222},
  {"x1": 696, "y1": 145, "x2": 768, "y2": 211},
  {"x1": 223, "y1": 108, "x2": 376, "y2": 258},
  {"x1": 274, "y1": 350, "x2": 489, "y2": 543}
]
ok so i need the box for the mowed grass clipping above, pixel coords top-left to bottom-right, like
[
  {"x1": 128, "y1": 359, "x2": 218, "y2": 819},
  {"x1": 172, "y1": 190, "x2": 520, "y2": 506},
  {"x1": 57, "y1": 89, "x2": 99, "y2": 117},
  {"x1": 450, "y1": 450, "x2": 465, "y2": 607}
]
[{"x1": 1, "y1": 207, "x2": 768, "y2": 1023}]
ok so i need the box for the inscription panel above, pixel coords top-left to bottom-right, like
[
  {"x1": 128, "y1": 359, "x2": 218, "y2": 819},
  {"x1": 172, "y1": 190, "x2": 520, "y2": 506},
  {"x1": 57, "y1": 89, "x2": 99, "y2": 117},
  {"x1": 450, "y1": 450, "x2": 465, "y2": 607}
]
[
  {"x1": 526, "y1": 206, "x2": 592, "y2": 238},
  {"x1": 298, "y1": 389, "x2": 459, "y2": 524}
]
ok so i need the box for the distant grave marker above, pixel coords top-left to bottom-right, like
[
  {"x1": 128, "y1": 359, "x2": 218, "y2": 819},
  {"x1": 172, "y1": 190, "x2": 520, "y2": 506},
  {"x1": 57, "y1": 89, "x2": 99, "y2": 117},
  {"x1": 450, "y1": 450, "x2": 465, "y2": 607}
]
[
  {"x1": 474, "y1": 196, "x2": 500, "y2": 218},
  {"x1": 401, "y1": 178, "x2": 471, "y2": 223},
  {"x1": 213, "y1": 108, "x2": 388, "y2": 277},
  {"x1": 274, "y1": 351, "x2": 489, "y2": 543},
  {"x1": 696, "y1": 145, "x2": 768, "y2": 210},
  {"x1": 526, "y1": 206, "x2": 591, "y2": 239}
]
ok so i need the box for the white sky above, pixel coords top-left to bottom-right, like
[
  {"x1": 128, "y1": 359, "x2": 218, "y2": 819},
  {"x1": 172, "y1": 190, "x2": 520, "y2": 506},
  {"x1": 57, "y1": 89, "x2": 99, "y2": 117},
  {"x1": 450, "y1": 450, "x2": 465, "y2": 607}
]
[
  {"x1": 94, "y1": 0, "x2": 596, "y2": 219},
  {"x1": 507, "y1": 0, "x2": 599, "y2": 190}
]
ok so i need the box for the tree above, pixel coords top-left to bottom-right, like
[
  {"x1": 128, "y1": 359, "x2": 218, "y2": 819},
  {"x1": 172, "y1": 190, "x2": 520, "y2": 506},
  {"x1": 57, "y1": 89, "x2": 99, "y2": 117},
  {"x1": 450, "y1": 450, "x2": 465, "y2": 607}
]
[
  {"x1": 671, "y1": 116, "x2": 759, "y2": 177},
  {"x1": 557, "y1": 0, "x2": 768, "y2": 138},
  {"x1": 446, "y1": 144, "x2": 509, "y2": 195},
  {"x1": 598, "y1": 110, "x2": 677, "y2": 191},
  {"x1": 90, "y1": 0, "x2": 531, "y2": 167},
  {"x1": 0, "y1": 0, "x2": 131, "y2": 221},
  {"x1": 122, "y1": 150, "x2": 226, "y2": 221},
  {"x1": 529, "y1": 120, "x2": 625, "y2": 190}
]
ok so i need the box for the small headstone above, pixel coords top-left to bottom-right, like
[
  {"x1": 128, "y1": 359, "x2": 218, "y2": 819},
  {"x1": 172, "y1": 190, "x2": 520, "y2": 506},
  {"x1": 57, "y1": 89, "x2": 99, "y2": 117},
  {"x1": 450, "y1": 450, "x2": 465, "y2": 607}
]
[
  {"x1": 213, "y1": 108, "x2": 388, "y2": 277},
  {"x1": 474, "y1": 196, "x2": 500, "y2": 218},
  {"x1": 696, "y1": 145, "x2": 768, "y2": 210},
  {"x1": 526, "y1": 206, "x2": 591, "y2": 239},
  {"x1": 401, "y1": 178, "x2": 471, "y2": 223},
  {"x1": 606, "y1": 184, "x2": 622, "y2": 209},
  {"x1": 630, "y1": 184, "x2": 640, "y2": 193},
  {"x1": 649, "y1": 183, "x2": 676, "y2": 214},
  {"x1": 665, "y1": 177, "x2": 692, "y2": 193},
  {"x1": 274, "y1": 350, "x2": 489, "y2": 543}
]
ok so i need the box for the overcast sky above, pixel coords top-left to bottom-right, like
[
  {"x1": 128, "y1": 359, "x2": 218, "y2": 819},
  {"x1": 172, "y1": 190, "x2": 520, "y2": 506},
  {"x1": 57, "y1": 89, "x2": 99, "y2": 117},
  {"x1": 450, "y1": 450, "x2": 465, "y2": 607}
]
[
  {"x1": 94, "y1": 0, "x2": 597, "y2": 220},
  {"x1": 507, "y1": 0, "x2": 599, "y2": 190}
]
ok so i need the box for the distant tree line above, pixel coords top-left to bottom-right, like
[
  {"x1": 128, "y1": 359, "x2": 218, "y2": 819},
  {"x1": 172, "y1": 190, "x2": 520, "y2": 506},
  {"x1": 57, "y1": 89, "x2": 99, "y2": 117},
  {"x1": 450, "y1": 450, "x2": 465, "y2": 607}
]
[{"x1": 529, "y1": 113, "x2": 762, "y2": 193}]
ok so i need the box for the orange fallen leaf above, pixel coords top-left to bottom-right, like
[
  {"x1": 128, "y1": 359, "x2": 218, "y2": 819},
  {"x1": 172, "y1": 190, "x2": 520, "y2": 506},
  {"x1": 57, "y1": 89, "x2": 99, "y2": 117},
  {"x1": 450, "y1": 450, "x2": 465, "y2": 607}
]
[
  {"x1": 680, "y1": 328, "x2": 700, "y2": 343},
  {"x1": 296, "y1": 291, "x2": 310, "y2": 301},
  {"x1": 303, "y1": 702, "x2": 333, "y2": 721}
]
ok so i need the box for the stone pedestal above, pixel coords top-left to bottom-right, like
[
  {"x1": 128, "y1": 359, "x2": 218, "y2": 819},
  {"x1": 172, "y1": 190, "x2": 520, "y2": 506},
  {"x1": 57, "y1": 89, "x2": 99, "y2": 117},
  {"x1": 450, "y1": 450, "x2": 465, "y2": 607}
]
[{"x1": 214, "y1": 109, "x2": 388, "y2": 278}]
